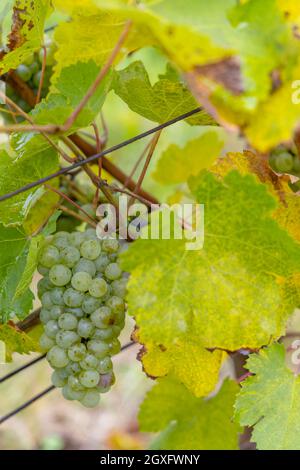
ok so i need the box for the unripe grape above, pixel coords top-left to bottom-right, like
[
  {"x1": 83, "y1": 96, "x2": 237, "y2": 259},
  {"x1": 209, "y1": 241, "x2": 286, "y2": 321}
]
[
  {"x1": 56, "y1": 330, "x2": 79, "y2": 349},
  {"x1": 68, "y1": 375, "x2": 85, "y2": 391},
  {"x1": 80, "y1": 390, "x2": 100, "y2": 407},
  {"x1": 39, "y1": 333, "x2": 55, "y2": 351},
  {"x1": 274, "y1": 151, "x2": 294, "y2": 173},
  {"x1": 16, "y1": 64, "x2": 32, "y2": 82},
  {"x1": 79, "y1": 370, "x2": 100, "y2": 388},
  {"x1": 107, "y1": 338, "x2": 121, "y2": 356},
  {"x1": 73, "y1": 259, "x2": 96, "y2": 277},
  {"x1": 89, "y1": 278, "x2": 107, "y2": 298},
  {"x1": 68, "y1": 343, "x2": 86, "y2": 362},
  {"x1": 40, "y1": 308, "x2": 51, "y2": 324},
  {"x1": 80, "y1": 239, "x2": 101, "y2": 260},
  {"x1": 41, "y1": 292, "x2": 53, "y2": 309},
  {"x1": 47, "y1": 346, "x2": 69, "y2": 368},
  {"x1": 93, "y1": 328, "x2": 114, "y2": 341},
  {"x1": 94, "y1": 253, "x2": 110, "y2": 272},
  {"x1": 63, "y1": 288, "x2": 84, "y2": 307},
  {"x1": 69, "y1": 231, "x2": 85, "y2": 247},
  {"x1": 58, "y1": 313, "x2": 78, "y2": 330},
  {"x1": 77, "y1": 318, "x2": 95, "y2": 338},
  {"x1": 98, "y1": 357, "x2": 113, "y2": 374},
  {"x1": 105, "y1": 263, "x2": 122, "y2": 280},
  {"x1": 49, "y1": 264, "x2": 72, "y2": 287},
  {"x1": 60, "y1": 246, "x2": 80, "y2": 268},
  {"x1": 102, "y1": 239, "x2": 119, "y2": 253},
  {"x1": 71, "y1": 271, "x2": 92, "y2": 292},
  {"x1": 90, "y1": 307, "x2": 113, "y2": 328},
  {"x1": 44, "y1": 320, "x2": 59, "y2": 339},
  {"x1": 51, "y1": 370, "x2": 67, "y2": 387},
  {"x1": 80, "y1": 354, "x2": 99, "y2": 370},
  {"x1": 81, "y1": 295, "x2": 101, "y2": 314},
  {"x1": 50, "y1": 287, "x2": 65, "y2": 306},
  {"x1": 87, "y1": 339, "x2": 109, "y2": 359},
  {"x1": 39, "y1": 245, "x2": 60, "y2": 268},
  {"x1": 106, "y1": 296, "x2": 125, "y2": 315}
]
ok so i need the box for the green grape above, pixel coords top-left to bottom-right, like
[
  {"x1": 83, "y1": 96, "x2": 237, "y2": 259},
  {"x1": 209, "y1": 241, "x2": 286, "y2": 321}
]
[
  {"x1": 80, "y1": 239, "x2": 101, "y2": 260},
  {"x1": 56, "y1": 330, "x2": 79, "y2": 349},
  {"x1": 38, "y1": 277, "x2": 53, "y2": 296},
  {"x1": 69, "y1": 361, "x2": 81, "y2": 375},
  {"x1": 37, "y1": 265, "x2": 49, "y2": 276},
  {"x1": 80, "y1": 354, "x2": 99, "y2": 370},
  {"x1": 40, "y1": 308, "x2": 51, "y2": 324},
  {"x1": 87, "y1": 339, "x2": 109, "y2": 359},
  {"x1": 51, "y1": 370, "x2": 67, "y2": 388},
  {"x1": 71, "y1": 271, "x2": 92, "y2": 292},
  {"x1": 98, "y1": 357, "x2": 113, "y2": 374},
  {"x1": 275, "y1": 151, "x2": 294, "y2": 173},
  {"x1": 107, "y1": 338, "x2": 121, "y2": 356},
  {"x1": 94, "y1": 253, "x2": 110, "y2": 272},
  {"x1": 60, "y1": 246, "x2": 80, "y2": 268},
  {"x1": 77, "y1": 318, "x2": 95, "y2": 338},
  {"x1": 50, "y1": 287, "x2": 65, "y2": 306},
  {"x1": 55, "y1": 367, "x2": 69, "y2": 380},
  {"x1": 28, "y1": 61, "x2": 39, "y2": 75},
  {"x1": 293, "y1": 156, "x2": 300, "y2": 174},
  {"x1": 39, "y1": 46, "x2": 56, "y2": 66},
  {"x1": 89, "y1": 278, "x2": 107, "y2": 298},
  {"x1": 62, "y1": 385, "x2": 75, "y2": 400},
  {"x1": 104, "y1": 263, "x2": 122, "y2": 281},
  {"x1": 79, "y1": 370, "x2": 100, "y2": 388},
  {"x1": 39, "y1": 333, "x2": 55, "y2": 351},
  {"x1": 68, "y1": 343, "x2": 86, "y2": 362},
  {"x1": 58, "y1": 313, "x2": 78, "y2": 330},
  {"x1": 44, "y1": 320, "x2": 59, "y2": 339},
  {"x1": 39, "y1": 245, "x2": 60, "y2": 268},
  {"x1": 47, "y1": 345, "x2": 69, "y2": 368},
  {"x1": 23, "y1": 53, "x2": 35, "y2": 66},
  {"x1": 63, "y1": 287, "x2": 84, "y2": 307},
  {"x1": 102, "y1": 239, "x2": 119, "y2": 253},
  {"x1": 92, "y1": 328, "x2": 114, "y2": 341},
  {"x1": 80, "y1": 390, "x2": 100, "y2": 408},
  {"x1": 98, "y1": 371, "x2": 115, "y2": 393},
  {"x1": 111, "y1": 279, "x2": 127, "y2": 298},
  {"x1": 49, "y1": 264, "x2": 72, "y2": 287},
  {"x1": 85, "y1": 228, "x2": 98, "y2": 240},
  {"x1": 52, "y1": 233, "x2": 70, "y2": 250},
  {"x1": 68, "y1": 375, "x2": 85, "y2": 391},
  {"x1": 90, "y1": 307, "x2": 113, "y2": 328},
  {"x1": 50, "y1": 305, "x2": 64, "y2": 320},
  {"x1": 106, "y1": 296, "x2": 125, "y2": 315},
  {"x1": 62, "y1": 385, "x2": 84, "y2": 401},
  {"x1": 69, "y1": 231, "x2": 85, "y2": 247},
  {"x1": 65, "y1": 307, "x2": 84, "y2": 318},
  {"x1": 73, "y1": 259, "x2": 96, "y2": 277},
  {"x1": 16, "y1": 64, "x2": 32, "y2": 82},
  {"x1": 81, "y1": 295, "x2": 101, "y2": 314},
  {"x1": 41, "y1": 292, "x2": 53, "y2": 309}
]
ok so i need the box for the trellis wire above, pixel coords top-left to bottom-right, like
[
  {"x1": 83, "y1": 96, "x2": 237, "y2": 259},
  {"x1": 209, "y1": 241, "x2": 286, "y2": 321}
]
[
  {"x1": 0, "y1": 342, "x2": 135, "y2": 425},
  {"x1": 0, "y1": 107, "x2": 202, "y2": 203},
  {"x1": 0, "y1": 354, "x2": 46, "y2": 384}
]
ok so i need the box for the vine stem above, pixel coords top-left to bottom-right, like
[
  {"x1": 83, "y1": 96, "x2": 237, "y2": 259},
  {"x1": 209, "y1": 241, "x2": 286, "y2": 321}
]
[{"x1": 36, "y1": 45, "x2": 47, "y2": 104}]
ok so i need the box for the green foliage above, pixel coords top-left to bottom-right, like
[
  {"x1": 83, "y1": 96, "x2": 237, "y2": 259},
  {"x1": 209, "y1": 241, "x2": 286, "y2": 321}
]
[
  {"x1": 139, "y1": 377, "x2": 241, "y2": 450},
  {"x1": 235, "y1": 343, "x2": 300, "y2": 450},
  {"x1": 0, "y1": 323, "x2": 40, "y2": 361},
  {"x1": 0, "y1": 224, "x2": 41, "y2": 322},
  {"x1": 113, "y1": 61, "x2": 215, "y2": 126}
]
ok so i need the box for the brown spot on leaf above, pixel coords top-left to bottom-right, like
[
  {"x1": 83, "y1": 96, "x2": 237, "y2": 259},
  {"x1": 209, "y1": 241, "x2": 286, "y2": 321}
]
[
  {"x1": 194, "y1": 56, "x2": 244, "y2": 95},
  {"x1": 7, "y1": 6, "x2": 27, "y2": 51},
  {"x1": 270, "y1": 69, "x2": 282, "y2": 93}
]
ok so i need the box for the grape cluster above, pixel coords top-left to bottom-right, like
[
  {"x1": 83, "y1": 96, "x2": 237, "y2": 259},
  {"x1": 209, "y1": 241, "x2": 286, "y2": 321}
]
[
  {"x1": 269, "y1": 148, "x2": 300, "y2": 176},
  {"x1": 2, "y1": 43, "x2": 55, "y2": 122},
  {"x1": 38, "y1": 229, "x2": 127, "y2": 408}
]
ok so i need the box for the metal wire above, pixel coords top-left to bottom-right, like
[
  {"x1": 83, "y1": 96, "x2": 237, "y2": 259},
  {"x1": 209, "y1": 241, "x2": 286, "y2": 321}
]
[
  {"x1": 0, "y1": 107, "x2": 202, "y2": 203},
  {"x1": 0, "y1": 354, "x2": 46, "y2": 384}
]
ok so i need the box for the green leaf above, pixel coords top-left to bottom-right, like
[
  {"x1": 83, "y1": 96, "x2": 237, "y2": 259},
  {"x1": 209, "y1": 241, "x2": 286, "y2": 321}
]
[
  {"x1": 113, "y1": 61, "x2": 215, "y2": 125},
  {"x1": 234, "y1": 343, "x2": 300, "y2": 450},
  {"x1": 12, "y1": 60, "x2": 112, "y2": 161},
  {"x1": 0, "y1": 148, "x2": 59, "y2": 226},
  {"x1": 0, "y1": 0, "x2": 51, "y2": 74},
  {"x1": 0, "y1": 323, "x2": 40, "y2": 361},
  {"x1": 153, "y1": 130, "x2": 224, "y2": 185},
  {"x1": 0, "y1": 224, "x2": 41, "y2": 322},
  {"x1": 139, "y1": 377, "x2": 241, "y2": 450},
  {"x1": 121, "y1": 170, "x2": 300, "y2": 368}
]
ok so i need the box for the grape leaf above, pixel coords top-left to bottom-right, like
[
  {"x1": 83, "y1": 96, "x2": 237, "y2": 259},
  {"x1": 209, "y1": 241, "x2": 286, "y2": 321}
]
[
  {"x1": 139, "y1": 377, "x2": 241, "y2": 450},
  {"x1": 152, "y1": 131, "x2": 224, "y2": 185},
  {"x1": 121, "y1": 170, "x2": 300, "y2": 369},
  {"x1": 113, "y1": 61, "x2": 215, "y2": 126},
  {"x1": 234, "y1": 343, "x2": 300, "y2": 450},
  {"x1": 0, "y1": 224, "x2": 41, "y2": 322},
  {"x1": 0, "y1": 0, "x2": 50, "y2": 74},
  {"x1": 0, "y1": 148, "x2": 59, "y2": 227},
  {"x1": 12, "y1": 60, "x2": 112, "y2": 161},
  {"x1": 0, "y1": 323, "x2": 40, "y2": 361}
]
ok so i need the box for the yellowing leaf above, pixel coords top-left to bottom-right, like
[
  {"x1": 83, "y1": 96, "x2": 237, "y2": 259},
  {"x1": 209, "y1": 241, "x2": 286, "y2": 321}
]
[
  {"x1": 235, "y1": 343, "x2": 300, "y2": 449},
  {"x1": 139, "y1": 377, "x2": 241, "y2": 450},
  {"x1": 0, "y1": 323, "x2": 40, "y2": 361},
  {"x1": 0, "y1": 0, "x2": 51, "y2": 74},
  {"x1": 153, "y1": 131, "x2": 223, "y2": 185},
  {"x1": 141, "y1": 340, "x2": 225, "y2": 397}
]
